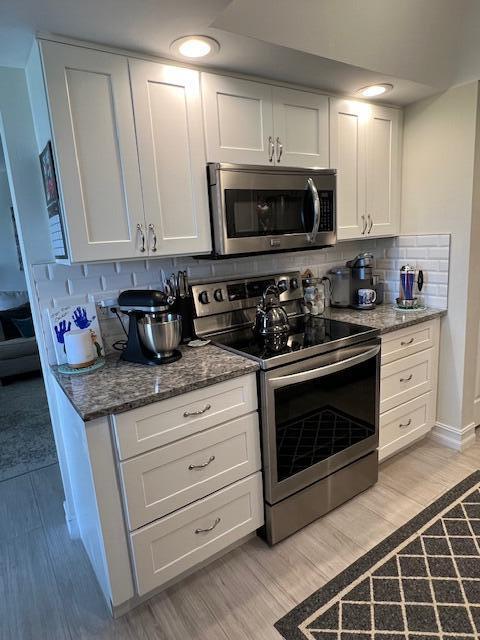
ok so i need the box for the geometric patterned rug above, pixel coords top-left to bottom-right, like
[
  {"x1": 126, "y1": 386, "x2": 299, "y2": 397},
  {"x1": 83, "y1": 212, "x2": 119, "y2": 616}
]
[{"x1": 275, "y1": 471, "x2": 480, "y2": 640}]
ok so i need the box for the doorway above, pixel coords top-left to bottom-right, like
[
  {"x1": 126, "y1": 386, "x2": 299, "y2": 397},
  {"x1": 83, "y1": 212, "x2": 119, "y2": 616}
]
[{"x1": 0, "y1": 141, "x2": 57, "y2": 481}]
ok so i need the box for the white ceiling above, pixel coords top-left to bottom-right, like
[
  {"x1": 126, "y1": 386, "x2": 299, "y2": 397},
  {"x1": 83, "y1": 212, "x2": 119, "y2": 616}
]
[{"x1": 1, "y1": 0, "x2": 480, "y2": 105}]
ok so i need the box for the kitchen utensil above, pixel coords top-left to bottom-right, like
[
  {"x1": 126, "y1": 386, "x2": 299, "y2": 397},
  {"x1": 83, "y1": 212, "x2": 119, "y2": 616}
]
[
  {"x1": 254, "y1": 284, "x2": 290, "y2": 336},
  {"x1": 329, "y1": 267, "x2": 351, "y2": 307},
  {"x1": 347, "y1": 253, "x2": 375, "y2": 309},
  {"x1": 137, "y1": 312, "x2": 182, "y2": 358},
  {"x1": 357, "y1": 288, "x2": 377, "y2": 306},
  {"x1": 118, "y1": 289, "x2": 181, "y2": 365},
  {"x1": 400, "y1": 265, "x2": 416, "y2": 301}
]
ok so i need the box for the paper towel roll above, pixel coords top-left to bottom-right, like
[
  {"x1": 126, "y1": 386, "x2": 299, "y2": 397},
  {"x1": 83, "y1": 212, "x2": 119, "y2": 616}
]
[{"x1": 64, "y1": 330, "x2": 95, "y2": 368}]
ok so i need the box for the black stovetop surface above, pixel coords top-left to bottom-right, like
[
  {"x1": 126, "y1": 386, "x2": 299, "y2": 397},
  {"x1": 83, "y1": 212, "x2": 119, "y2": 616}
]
[{"x1": 211, "y1": 315, "x2": 378, "y2": 368}]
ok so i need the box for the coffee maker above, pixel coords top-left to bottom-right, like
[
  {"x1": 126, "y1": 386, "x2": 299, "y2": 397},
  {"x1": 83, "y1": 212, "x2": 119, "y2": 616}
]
[
  {"x1": 118, "y1": 289, "x2": 182, "y2": 365},
  {"x1": 346, "y1": 253, "x2": 376, "y2": 309}
]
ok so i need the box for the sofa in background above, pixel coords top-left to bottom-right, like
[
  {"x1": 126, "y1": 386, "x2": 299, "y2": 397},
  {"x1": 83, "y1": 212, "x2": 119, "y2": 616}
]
[{"x1": 0, "y1": 291, "x2": 41, "y2": 382}]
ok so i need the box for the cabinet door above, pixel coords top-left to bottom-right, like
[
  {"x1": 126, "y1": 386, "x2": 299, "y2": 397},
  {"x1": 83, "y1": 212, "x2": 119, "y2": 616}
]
[
  {"x1": 201, "y1": 74, "x2": 274, "y2": 164},
  {"x1": 330, "y1": 99, "x2": 367, "y2": 240},
  {"x1": 130, "y1": 60, "x2": 211, "y2": 256},
  {"x1": 272, "y1": 87, "x2": 329, "y2": 168},
  {"x1": 40, "y1": 42, "x2": 145, "y2": 262},
  {"x1": 366, "y1": 105, "x2": 401, "y2": 237}
]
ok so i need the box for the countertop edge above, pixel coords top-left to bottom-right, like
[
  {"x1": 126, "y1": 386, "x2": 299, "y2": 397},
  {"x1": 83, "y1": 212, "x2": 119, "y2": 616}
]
[
  {"x1": 51, "y1": 359, "x2": 259, "y2": 423},
  {"x1": 376, "y1": 308, "x2": 447, "y2": 334}
]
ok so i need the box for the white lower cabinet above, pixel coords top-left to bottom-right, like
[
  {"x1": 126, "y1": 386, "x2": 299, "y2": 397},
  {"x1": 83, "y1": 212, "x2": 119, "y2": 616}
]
[
  {"x1": 379, "y1": 319, "x2": 440, "y2": 461},
  {"x1": 113, "y1": 373, "x2": 264, "y2": 599},
  {"x1": 119, "y1": 413, "x2": 261, "y2": 530},
  {"x1": 130, "y1": 473, "x2": 264, "y2": 595}
]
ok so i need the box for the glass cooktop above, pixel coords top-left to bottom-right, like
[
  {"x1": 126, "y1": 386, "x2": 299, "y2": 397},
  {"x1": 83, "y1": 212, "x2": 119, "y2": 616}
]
[{"x1": 212, "y1": 315, "x2": 379, "y2": 369}]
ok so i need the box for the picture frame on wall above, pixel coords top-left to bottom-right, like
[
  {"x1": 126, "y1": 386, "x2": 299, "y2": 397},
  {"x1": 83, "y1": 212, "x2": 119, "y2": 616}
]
[{"x1": 39, "y1": 141, "x2": 68, "y2": 260}]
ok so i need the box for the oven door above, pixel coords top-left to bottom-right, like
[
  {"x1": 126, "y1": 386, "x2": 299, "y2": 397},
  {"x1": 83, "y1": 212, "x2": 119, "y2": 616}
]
[
  {"x1": 260, "y1": 339, "x2": 380, "y2": 505},
  {"x1": 208, "y1": 163, "x2": 336, "y2": 255}
]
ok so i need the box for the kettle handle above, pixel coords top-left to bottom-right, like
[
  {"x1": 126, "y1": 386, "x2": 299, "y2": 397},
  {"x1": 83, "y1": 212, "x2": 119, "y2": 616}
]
[{"x1": 262, "y1": 284, "x2": 281, "y2": 306}]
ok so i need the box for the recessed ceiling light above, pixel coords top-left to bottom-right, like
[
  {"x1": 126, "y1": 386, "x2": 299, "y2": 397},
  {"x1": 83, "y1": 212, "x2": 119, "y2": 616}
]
[
  {"x1": 357, "y1": 83, "x2": 393, "y2": 98},
  {"x1": 170, "y1": 36, "x2": 220, "y2": 59}
]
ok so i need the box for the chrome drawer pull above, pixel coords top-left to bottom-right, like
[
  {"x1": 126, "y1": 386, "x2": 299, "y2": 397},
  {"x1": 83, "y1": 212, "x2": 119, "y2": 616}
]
[
  {"x1": 194, "y1": 517, "x2": 221, "y2": 534},
  {"x1": 183, "y1": 403, "x2": 211, "y2": 418},
  {"x1": 188, "y1": 455, "x2": 215, "y2": 471},
  {"x1": 400, "y1": 374, "x2": 413, "y2": 383},
  {"x1": 399, "y1": 418, "x2": 412, "y2": 428},
  {"x1": 401, "y1": 338, "x2": 414, "y2": 346}
]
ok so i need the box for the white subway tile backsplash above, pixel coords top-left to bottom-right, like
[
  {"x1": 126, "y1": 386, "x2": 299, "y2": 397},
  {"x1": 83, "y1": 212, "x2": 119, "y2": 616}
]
[
  {"x1": 32, "y1": 234, "x2": 450, "y2": 363},
  {"x1": 101, "y1": 273, "x2": 134, "y2": 291},
  {"x1": 67, "y1": 276, "x2": 103, "y2": 295}
]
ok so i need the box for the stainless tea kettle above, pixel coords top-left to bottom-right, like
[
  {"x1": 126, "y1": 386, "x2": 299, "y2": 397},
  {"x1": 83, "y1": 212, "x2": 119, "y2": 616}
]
[{"x1": 254, "y1": 284, "x2": 290, "y2": 336}]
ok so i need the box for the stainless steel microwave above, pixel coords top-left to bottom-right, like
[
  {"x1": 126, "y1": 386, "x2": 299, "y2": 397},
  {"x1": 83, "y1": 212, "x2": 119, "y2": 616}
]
[{"x1": 207, "y1": 163, "x2": 336, "y2": 257}]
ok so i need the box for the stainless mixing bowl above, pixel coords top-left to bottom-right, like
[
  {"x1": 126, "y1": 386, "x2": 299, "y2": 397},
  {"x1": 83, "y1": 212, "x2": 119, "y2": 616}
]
[{"x1": 137, "y1": 312, "x2": 182, "y2": 358}]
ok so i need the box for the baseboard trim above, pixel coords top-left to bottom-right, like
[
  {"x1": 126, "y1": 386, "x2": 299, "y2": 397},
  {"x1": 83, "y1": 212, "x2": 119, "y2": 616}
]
[{"x1": 431, "y1": 421, "x2": 477, "y2": 451}]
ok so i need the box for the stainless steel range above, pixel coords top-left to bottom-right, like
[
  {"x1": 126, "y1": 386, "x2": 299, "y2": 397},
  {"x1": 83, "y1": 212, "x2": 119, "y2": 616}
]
[{"x1": 192, "y1": 272, "x2": 381, "y2": 544}]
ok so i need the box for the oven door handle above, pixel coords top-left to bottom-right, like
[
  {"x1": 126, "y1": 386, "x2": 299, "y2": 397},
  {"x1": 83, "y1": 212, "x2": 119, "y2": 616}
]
[
  {"x1": 306, "y1": 178, "x2": 320, "y2": 244},
  {"x1": 269, "y1": 345, "x2": 380, "y2": 389}
]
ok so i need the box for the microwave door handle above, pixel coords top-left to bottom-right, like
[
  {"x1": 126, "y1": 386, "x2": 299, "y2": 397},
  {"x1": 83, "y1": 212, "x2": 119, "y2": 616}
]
[
  {"x1": 269, "y1": 345, "x2": 380, "y2": 389},
  {"x1": 306, "y1": 178, "x2": 320, "y2": 244}
]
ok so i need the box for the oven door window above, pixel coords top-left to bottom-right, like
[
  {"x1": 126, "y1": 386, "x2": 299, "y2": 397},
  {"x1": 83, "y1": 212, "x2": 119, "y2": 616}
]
[
  {"x1": 274, "y1": 357, "x2": 376, "y2": 482},
  {"x1": 224, "y1": 188, "x2": 317, "y2": 238}
]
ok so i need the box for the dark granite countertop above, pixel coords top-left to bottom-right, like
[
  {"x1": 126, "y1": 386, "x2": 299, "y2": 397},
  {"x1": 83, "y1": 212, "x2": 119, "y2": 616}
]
[
  {"x1": 323, "y1": 305, "x2": 447, "y2": 334},
  {"x1": 51, "y1": 344, "x2": 259, "y2": 422}
]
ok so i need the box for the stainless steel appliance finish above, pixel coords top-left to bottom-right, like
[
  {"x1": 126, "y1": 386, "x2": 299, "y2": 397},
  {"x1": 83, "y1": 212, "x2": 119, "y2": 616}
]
[
  {"x1": 137, "y1": 313, "x2": 182, "y2": 358},
  {"x1": 192, "y1": 272, "x2": 380, "y2": 544},
  {"x1": 207, "y1": 163, "x2": 336, "y2": 256},
  {"x1": 254, "y1": 284, "x2": 290, "y2": 336},
  {"x1": 329, "y1": 267, "x2": 351, "y2": 308},
  {"x1": 265, "y1": 451, "x2": 378, "y2": 545},
  {"x1": 119, "y1": 289, "x2": 182, "y2": 365}
]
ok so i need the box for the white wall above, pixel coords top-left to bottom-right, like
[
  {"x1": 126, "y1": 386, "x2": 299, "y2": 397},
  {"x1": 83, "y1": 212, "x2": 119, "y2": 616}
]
[
  {"x1": 401, "y1": 81, "x2": 478, "y2": 447},
  {"x1": 0, "y1": 168, "x2": 26, "y2": 291}
]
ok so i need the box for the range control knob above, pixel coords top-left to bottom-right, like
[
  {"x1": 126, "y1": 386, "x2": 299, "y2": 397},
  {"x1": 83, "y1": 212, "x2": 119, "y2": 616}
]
[
  {"x1": 198, "y1": 290, "x2": 210, "y2": 304},
  {"x1": 290, "y1": 277, "x2": 299, "y2": 290},
  {"x1": 277, "y1": 279, "x2": 289, "y2": 293},
  {"x1": 213, "y1": 288, "x2": 224, "y2": 302}
]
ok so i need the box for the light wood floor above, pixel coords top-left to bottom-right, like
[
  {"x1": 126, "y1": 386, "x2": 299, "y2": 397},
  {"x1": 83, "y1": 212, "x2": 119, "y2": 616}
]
[{"x1": 1, "y1": 434, "x2": 479, "y2": 640}]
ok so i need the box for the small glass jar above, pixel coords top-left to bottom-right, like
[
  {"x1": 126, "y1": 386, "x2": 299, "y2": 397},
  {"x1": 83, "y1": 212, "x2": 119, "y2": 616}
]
[{"x1": 302, "y1": 279, "x2": 325, "y2": 315}]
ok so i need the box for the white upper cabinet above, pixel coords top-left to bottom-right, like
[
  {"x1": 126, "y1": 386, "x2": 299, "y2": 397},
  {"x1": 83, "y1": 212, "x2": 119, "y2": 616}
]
[
  {"x1": 202, "y1": 74, "x2": 329, "y2": 168},
  {"x1": 201, "y1": 74, "x2": 274, "y2": 165},
  {"x1": 330, "y1": 99, "x2": 367, "y2": 240},
  {"x1": 129, "y1": 60, "x2": 211, "y2": 256},
  {"x1": 272, "y1": 87, "x2": 329, "y2": 168},
  {"x1": 40, "y1": 41, "x2": 146, "y2": 262},
  {"x1": 366, "y1": 105, "x2": 401, "y2": 237},
  {"x1": 330, "y1": 98, "x2": 402, "y2": 240}
]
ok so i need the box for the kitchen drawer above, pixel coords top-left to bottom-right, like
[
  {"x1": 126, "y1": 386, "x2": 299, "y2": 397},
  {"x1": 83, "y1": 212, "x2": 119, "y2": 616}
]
[
  {"x1": 130, "y1": 472, "x2": 264, "y2": 595},
  {"x1": 379, "y1": 392, "x2": 434, "y2": 461},
  {"x1": 380, "y1": 348, "x2": 434, "y2": 413},
  {"x1": 112, "y1": 373, "x2": 257, "y2": 459},
  {"x1": 381, "y1": 320, "x2": 438, "y2": 365},
  {"x1": 120, "y1": 413, "x2": 261, "y2": 530}
]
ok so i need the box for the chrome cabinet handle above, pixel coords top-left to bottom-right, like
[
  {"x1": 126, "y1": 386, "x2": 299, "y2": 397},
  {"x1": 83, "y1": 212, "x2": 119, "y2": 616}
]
[
  {"x1": 194, "y1": 517, "x2": 221, "y2": 534},
  {"x1": 399, "y1": 418, "x2": 412, "y2": 428},
  {"x1": 148, "y1": 223, "x2": 157, "y2": 252},
  {"x1": 361, "y1": 215, "x2": 367, "y2": 235},
  {"x1": 367, "y1": 214, "x2": 373, "y2": 234},
  {"x1": 306, "y1": 178, "x2": 320, "y2": 244},
  {"x1": 401, "y1": 338, "x2": 414, "y2": 346},
  {"x1": 183, "y1": 403, "x2": 211, "y2": 418},
  {"x1": 189, "y1": 455, "x2": 215, "y2": 471},
  {"x1": 400, "y1": 373, "x2": 413, "y2": 383},
  {"x1": 137, "y1": 223, "x2": 145, "y2": 253},
  {"x1": 268, "y1": 136, "x2": 274, "y2": 162},
  {"x1": 276, "y1": 137, "x2": 283, "y2": 162}
]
